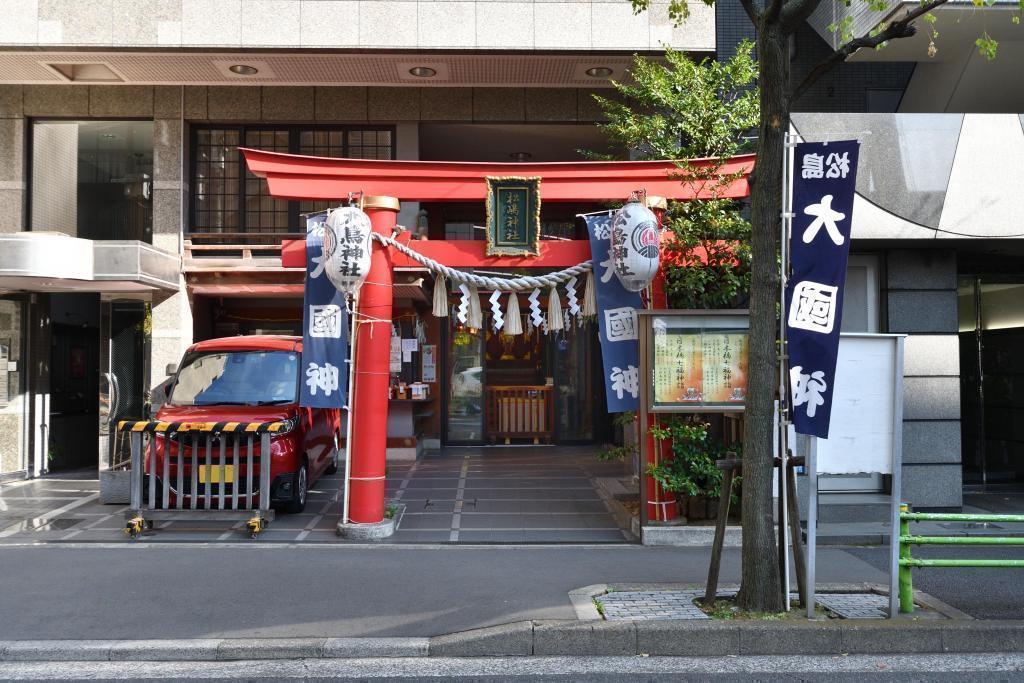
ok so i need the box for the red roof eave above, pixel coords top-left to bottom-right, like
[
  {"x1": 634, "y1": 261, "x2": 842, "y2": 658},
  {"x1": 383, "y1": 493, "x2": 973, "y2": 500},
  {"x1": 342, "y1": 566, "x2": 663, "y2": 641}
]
[{"x1": 241, "y1": 148, "x2": 755, "y2": 203}]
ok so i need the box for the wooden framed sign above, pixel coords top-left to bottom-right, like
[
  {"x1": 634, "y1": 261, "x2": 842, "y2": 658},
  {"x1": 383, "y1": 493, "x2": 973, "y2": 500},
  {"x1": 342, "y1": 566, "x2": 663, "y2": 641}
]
[{"x1": 485, "y1": 177, "x2": 541, "y2": 257}]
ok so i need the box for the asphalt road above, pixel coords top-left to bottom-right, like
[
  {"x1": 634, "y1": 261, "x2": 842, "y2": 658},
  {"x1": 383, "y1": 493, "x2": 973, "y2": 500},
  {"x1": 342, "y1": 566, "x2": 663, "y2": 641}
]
[
  {"x1": 0, "y1": 542, "x2": 886, "y2": 640},
  {"x1": 2, "y1": 654, "x2": 1024, "y2": 681},
  {"x1": 847, "y1": 545, "x2": 1024, "y2": 620}
]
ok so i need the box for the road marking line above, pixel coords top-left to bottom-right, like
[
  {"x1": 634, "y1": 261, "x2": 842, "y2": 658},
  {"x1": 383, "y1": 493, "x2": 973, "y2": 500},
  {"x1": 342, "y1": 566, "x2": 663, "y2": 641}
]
[
  {"x1": 60, "y1": 507, "x2": 127, "y2": 540},
  {"x1": 295, "y1": 490, "x2": 341, "y2": 541},
  {"x1": 449, "y1": 455, "x2": 471, "y2": 542},
  {"x1": 0, "y1": 493, "x2": 100, "y2": 538}
]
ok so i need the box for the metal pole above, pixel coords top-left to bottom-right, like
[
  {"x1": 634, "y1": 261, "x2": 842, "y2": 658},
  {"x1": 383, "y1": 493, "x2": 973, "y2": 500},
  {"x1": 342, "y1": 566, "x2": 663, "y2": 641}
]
[
  {"x1": 898, "y1": 503, "x2": 913, "y2": 613},
  {"x1": 637, "y1": 316, "x2": 650, "y2": 536},
  {"x1": 806, "y1": 435, "x2": 818, "y2": 619},
  {"x1": 779, "y1": 131, "x2": 797, "y2": 610},
  {"x1": 342, "y1": 291, "x2": 359, "y2": 526},
  {"x1": 889, "y1": 335, "x2": 906, "y2": 617}
]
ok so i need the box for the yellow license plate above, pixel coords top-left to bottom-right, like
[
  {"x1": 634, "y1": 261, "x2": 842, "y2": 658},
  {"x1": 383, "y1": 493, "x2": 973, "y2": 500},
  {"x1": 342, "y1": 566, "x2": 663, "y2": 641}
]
[{"x1": 198, "y1": 465, "x2": 235, "y2": 484}]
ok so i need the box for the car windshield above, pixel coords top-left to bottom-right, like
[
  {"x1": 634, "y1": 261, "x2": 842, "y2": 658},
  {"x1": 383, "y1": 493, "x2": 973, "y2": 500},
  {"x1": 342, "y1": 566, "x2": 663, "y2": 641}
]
[{"x1": 169, "y1": 350, "x2": 299, "y2": 406}]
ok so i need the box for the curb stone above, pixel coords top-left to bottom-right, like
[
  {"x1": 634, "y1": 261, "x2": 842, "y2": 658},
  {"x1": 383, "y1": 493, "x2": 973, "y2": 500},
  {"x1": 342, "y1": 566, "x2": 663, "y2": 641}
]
[{"x1": 3, "y1": 621, "x2": 1024, "y2": 661}]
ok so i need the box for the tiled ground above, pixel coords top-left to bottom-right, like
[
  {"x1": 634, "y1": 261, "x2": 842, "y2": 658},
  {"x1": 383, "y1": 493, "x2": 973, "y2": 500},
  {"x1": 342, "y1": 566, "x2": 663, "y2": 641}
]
[
  {"x1": 387, "y1": 447, "x2": 632, "y2": 544},
  {"x1": 0, "y1": 447, "x2": 633, "y2": 544},
  {"x1": 597, "y1": 590, "x2": 895, "y2": 620}
]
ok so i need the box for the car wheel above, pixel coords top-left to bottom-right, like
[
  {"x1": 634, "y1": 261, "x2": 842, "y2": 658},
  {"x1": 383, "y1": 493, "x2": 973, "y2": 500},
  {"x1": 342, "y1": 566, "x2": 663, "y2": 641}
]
[
  {"x1": 284, "y1": 462, "x2": 308, "y2": 514},
  {"x1": 324, "y1": 434, "x2": 340, "y2": 475}
]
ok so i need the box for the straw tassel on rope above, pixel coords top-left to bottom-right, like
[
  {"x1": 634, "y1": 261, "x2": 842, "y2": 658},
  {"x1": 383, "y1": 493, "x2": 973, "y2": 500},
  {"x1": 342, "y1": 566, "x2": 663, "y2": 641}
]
[
  {"x1": 582, "y1": 270, "x2": 597, "y2": 317},
  {"x1": 504, "y1": 292, "x2": 523, "y2": 336},
  {"x1": 432, "y1": 275, "x2": 448, "y2": 318},
  {"x1": 467, "y1": 284, "x2": 483, "y2": 330},
  {"x1": 546, "y1": 285, "x2": 563, "y2": 333}
]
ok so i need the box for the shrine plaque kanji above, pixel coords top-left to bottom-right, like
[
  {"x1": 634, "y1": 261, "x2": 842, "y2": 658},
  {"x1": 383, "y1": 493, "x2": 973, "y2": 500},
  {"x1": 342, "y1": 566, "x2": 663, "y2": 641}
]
[{"x1": 485, "y1": 177, "x2": 541, "y2": 256}]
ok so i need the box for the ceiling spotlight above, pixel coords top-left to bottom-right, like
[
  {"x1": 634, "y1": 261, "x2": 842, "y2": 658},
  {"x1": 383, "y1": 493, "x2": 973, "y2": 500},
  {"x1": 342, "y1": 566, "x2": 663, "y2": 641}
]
[
  {"x1": 509, "y1": 152, "x2": 532, "y2": 162},
  {"x1": 408, "y1": 66, "x2": 437, "y2": 78},
  {"x1": 229, "y1": 64, "x2": 259, "y2": 76},
  {"x1": 585, "y1": 66, "x2": 614, "y2": 78}
]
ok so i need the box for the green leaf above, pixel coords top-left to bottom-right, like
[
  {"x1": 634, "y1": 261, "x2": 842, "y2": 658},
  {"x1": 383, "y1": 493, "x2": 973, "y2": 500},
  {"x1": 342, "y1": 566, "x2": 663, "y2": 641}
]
[{"x1": 976, "y1": 34, "x2": 999, "y2": 60}]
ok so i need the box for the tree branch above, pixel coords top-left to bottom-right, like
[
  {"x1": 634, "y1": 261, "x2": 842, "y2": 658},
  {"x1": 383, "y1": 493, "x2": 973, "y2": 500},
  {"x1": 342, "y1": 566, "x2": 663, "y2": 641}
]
[
  {"x1": 788, "y1": 0, "x2": 949, "y2": 104},
  {"x1": 778, "y1": 0, "x2": 825, "y2": 32},
  {"x1": 739, "y1": 0, "x2": 759, "y2": 24}
]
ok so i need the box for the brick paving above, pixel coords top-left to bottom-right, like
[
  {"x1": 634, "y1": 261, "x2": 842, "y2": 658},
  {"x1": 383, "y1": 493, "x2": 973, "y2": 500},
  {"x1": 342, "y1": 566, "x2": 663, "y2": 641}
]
[{"x1": 597, "y1": 589, "x2": 893, "y2": 620}]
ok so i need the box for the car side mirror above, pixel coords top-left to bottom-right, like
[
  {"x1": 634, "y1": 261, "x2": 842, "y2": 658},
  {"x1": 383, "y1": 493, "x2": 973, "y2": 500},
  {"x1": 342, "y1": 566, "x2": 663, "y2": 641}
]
[{"x1": 165, "y1": 363, "x2": 177, "y2": 377}]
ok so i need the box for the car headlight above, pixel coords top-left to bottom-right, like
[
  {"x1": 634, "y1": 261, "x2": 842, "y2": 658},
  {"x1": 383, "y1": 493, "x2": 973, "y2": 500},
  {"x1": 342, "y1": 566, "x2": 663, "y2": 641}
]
[{"x1": 270, "y1": 416, "x2": 298, "y2": 436}]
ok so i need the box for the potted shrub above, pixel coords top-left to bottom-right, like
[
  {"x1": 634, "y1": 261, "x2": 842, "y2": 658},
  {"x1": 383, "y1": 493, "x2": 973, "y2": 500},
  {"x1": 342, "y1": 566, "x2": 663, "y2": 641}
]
[{"x1": 647, "y1": 418, "x2": 741, "y2": 522}]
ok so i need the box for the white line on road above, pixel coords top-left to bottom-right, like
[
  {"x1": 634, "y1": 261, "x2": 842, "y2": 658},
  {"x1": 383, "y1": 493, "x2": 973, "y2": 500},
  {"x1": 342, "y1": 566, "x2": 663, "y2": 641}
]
[
  {"x1": 449, "y1": 455, "x2": 471, "y2": 542},
  {"x1": 0, "y1": 493, "x2": 100, "y2": 539}
]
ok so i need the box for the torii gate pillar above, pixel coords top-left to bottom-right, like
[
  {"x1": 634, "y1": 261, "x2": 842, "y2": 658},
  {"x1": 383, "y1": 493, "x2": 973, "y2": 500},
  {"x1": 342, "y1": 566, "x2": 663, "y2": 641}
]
[{"x1": 346, "y1": 196, "x2": 400, "y2": 525}]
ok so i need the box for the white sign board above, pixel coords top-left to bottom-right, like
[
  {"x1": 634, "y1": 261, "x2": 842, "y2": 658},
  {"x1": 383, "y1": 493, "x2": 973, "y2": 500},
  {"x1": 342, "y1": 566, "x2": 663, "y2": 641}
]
[{"x1": 816, "y1": 334, "x2": 903, "y2": 476}]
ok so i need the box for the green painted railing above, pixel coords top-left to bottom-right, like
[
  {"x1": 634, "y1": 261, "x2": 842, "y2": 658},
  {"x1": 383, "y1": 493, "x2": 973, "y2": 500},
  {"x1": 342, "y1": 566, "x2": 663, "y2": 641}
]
[{"x1": 898, "y1": 504, "x2": 1024, "y2": 613}]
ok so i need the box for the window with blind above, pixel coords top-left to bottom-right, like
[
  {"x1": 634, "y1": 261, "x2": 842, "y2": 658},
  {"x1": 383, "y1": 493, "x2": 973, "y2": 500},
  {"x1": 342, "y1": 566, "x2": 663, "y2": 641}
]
[{"x1": 191, "y1": 126, "x2": 395, "y2": 234}]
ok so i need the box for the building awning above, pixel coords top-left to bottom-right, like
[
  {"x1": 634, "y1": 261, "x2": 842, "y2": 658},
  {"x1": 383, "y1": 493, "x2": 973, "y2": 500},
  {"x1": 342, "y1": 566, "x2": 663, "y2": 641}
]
[{"x1": 0, "y1": 233, "x2": 180, "y2": 294}]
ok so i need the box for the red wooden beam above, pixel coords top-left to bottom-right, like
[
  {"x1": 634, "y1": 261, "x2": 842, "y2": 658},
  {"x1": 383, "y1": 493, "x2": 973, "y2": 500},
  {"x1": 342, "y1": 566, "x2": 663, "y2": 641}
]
[{"x1": 242, "y1": 149, "x2": 754, "y2": 202}]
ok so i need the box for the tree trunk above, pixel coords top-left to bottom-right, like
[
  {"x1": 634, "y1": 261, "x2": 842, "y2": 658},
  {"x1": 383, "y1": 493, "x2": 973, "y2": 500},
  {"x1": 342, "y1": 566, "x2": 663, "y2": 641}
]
[{"x1": 735, "y1": 19, "x2": 789, "y2": 613}]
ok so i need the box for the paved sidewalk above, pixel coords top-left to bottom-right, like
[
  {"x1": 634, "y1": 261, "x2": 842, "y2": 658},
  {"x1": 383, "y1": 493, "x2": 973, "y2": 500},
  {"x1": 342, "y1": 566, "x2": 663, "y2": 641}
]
[{"x1": 0, "y1": 448, "x2": 630, "y2": 545}]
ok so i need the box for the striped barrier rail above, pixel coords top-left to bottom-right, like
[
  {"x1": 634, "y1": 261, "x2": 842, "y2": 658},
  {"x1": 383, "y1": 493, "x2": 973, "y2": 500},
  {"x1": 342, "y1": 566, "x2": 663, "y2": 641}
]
[{"x1": 116, "y1": 419, "x2": 290, "y2": 538}]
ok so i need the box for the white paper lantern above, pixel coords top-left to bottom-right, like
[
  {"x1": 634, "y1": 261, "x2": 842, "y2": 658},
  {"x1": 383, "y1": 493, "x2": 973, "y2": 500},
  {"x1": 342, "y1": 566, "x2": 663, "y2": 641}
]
[
  {"x1": 324, "y1": 206, "x2": 373, "y2": 295},
  {"x1": 610, "y1": 200, "x2": 661, "y2": 292}
]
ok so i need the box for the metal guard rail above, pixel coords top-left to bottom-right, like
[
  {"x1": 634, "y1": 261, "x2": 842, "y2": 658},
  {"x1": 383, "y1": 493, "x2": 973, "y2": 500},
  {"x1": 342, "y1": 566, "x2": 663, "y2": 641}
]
[
  {"x1": 116, "y1": 420, "x2": 289, "y2": 538},
  {"x1": 898, "y1": 504, "x2": 1024, "y2": 613}
]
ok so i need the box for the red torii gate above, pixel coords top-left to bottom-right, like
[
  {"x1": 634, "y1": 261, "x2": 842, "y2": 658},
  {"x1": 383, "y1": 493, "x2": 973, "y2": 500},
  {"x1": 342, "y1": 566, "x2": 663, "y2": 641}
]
[{"x1": 242, "y1": 149, "x2": 754, "y2": 531}]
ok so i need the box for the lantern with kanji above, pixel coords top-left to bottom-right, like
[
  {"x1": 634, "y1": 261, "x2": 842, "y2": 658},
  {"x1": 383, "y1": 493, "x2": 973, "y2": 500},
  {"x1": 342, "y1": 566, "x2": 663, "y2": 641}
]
[
  {"x1": 324, "y1": 206, "x2": 373, "y2": 295},
  {"x1": 610, "y1": 200, "x2": 661, "y2": 292}
]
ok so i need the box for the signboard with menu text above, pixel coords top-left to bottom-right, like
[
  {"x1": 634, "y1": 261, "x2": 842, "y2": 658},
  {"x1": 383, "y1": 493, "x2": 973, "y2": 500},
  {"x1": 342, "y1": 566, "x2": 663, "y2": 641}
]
[{"x1": 640, "y1": 311, "x2": 749, "y2": 413}]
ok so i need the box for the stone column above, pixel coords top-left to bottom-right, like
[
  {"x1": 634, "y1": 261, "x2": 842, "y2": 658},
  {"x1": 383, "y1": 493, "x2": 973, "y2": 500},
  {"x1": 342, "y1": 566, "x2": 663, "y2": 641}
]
[{"x1": 886, "y1": 249, "x2": 962, "y2": 509}]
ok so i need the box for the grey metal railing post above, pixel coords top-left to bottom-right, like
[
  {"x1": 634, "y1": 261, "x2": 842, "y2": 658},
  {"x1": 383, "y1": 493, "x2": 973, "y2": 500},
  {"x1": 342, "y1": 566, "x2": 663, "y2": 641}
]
[
  {"x1": 129, "y1": 430, "x2": 143, "y2": 512},
  {"x1": 147, "y1": 433, "x2": 157, "y2": 512},
  {"x1": 259, "y1": 433, "x2": 272, "y2": 516},
  {"x1": 231, "y1": 435, "x2": 240, "y2": 510}
]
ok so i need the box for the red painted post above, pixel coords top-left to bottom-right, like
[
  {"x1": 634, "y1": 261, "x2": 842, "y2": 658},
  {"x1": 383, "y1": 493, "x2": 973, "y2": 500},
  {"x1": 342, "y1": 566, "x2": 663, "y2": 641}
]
[
  {"x1": 347, "y1": 196, "x2": 399, "y2": 524},
  {"x1": 645, "y1": 197, "x2": 679, "y2": 522}
]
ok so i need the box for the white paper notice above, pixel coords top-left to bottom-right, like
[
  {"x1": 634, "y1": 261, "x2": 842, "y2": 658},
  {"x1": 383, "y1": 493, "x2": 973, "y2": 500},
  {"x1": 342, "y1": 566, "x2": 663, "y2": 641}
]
[
  {"x1": 390, "y1": 337, "x2": 402, "y2": 373},
  {"x1": 401, "y1": 338, "x2": 418, "y2": 353},
  {"x1": 422, "y1": 344, "x2": 436, "y2": 383}
]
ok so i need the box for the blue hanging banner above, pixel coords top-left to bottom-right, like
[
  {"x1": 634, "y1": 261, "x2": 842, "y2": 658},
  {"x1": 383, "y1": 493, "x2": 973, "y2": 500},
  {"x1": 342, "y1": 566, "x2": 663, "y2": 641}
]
[
  {"x1": 786, "y1": 140, "x2": 860, "y2": 438},
  {"x1": 300, "y1": 212, "x2": 349, "y2": 409},
  {"x1": 584, "y1": 212, "x2": 644, "y2": 413}
]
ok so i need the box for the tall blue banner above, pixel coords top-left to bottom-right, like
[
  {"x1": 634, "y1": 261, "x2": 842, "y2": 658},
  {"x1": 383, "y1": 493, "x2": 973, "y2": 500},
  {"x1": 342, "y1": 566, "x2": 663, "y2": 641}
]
[
  {"x1": 300, "y1": 212, "x2": 348, "y2": 408},
  {"x1": 585, "y1": 212, "x2": 644, "y2": 413},
  {"x1": 786, "y1": 140, "x2": 860, "y2": 438}
]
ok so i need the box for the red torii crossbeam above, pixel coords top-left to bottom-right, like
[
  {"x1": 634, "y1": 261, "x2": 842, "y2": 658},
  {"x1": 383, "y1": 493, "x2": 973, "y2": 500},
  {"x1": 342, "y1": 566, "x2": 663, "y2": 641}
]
[{"x1": 243, "y1": 149, "x2": 754, "y2": 530}]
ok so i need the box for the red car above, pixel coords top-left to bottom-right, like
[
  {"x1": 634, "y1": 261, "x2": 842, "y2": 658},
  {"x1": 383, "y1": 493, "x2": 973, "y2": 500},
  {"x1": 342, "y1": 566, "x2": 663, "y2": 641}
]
[{"x1": 152, "y1": 335, "x2": 341, "y2": 513}]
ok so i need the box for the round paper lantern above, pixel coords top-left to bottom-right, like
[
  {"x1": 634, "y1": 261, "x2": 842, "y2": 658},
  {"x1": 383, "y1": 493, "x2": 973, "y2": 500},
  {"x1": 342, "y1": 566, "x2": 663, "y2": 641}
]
[
  {"x1": 611, "y1": 200, "x2": 661, "y2": 292},
  {"x1": 324, "y1": 206, "x2": 373, "y2": 295}
]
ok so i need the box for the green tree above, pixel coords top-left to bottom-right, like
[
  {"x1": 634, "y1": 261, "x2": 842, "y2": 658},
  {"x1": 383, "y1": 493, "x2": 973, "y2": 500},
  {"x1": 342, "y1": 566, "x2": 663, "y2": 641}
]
[
  {"x1": 629, "y1": 0, "x2": 1016, "y2": 613},
  {"x1": 590, "y1": 43, "x2": 759, "y2": 310}
]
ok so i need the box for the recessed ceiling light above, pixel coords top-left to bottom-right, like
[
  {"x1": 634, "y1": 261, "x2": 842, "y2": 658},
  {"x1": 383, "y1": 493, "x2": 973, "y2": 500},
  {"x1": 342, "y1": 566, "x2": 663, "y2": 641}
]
[
  {"x1": 509, "y1": 152, "x2": 532, "y2": 162},
  {"x1": 408, "y1": 66, "x2": 437, "y2": 78},
  {"x1": 229, "y1": 64, "x2": 259, "y2": 76},
  {"x1": 585, "y1": 66, "x2": 614, "y2": 78}
]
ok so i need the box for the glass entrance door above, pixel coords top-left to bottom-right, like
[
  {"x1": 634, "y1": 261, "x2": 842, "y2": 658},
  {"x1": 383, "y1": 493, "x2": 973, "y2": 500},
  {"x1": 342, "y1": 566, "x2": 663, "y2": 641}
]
[
  {"x1": 959, "y1": 277, "x2": 1024, "y2": 489},
  {"x1": 445, "y1": 324, "x2": 485, "y2": 444},
  {"x1": 553, "y1": 324, "x2": 601, "y2": 442}
]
